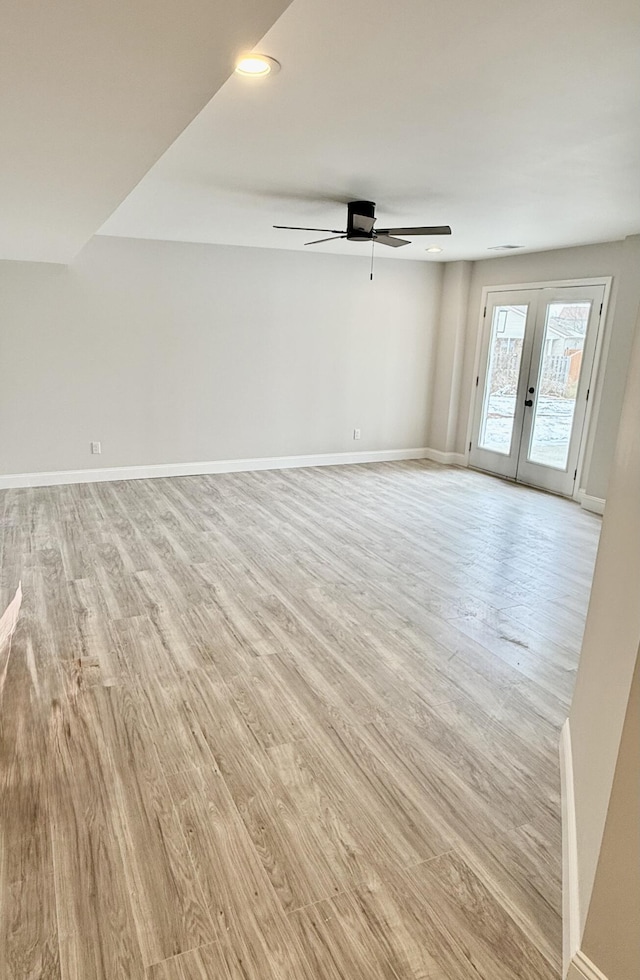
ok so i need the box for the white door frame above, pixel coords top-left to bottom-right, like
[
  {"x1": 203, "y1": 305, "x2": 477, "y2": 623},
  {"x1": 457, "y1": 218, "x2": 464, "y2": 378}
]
[{"x1": 465, "y1": 276, "x2": 613, "y2": 501}]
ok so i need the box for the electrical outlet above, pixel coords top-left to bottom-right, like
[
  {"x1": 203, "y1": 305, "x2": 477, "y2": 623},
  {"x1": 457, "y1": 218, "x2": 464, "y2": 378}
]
[
  {"x1": 91, "y1": 441, "x2": 102, "y2": 455},
  {"x1": 353, "y1": 428, "x2": 361, "y2": 440}
]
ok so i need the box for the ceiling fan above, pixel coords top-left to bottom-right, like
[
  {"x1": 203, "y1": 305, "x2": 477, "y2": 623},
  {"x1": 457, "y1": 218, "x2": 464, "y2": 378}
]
[{"x1": 274, "y1": 200, "x2": 451, "y2": 248}]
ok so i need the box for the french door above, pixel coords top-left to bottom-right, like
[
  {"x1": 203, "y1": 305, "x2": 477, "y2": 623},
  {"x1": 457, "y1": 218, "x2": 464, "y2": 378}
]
[{"x1": 469, "y1": 283, "x2": 605, "y2": 496}]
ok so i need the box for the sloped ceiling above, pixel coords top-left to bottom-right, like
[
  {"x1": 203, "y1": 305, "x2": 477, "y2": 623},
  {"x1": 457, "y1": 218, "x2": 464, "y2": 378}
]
[{"x1": 0, "y1": 0, "x2": 292, "y2": 262}]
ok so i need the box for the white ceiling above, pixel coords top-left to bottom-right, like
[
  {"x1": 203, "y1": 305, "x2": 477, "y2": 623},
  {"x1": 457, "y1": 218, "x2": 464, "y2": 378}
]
[
  {"x1": 0, "y1": 0, "x2": 292, "y2": 263},
  {"x1": 99, "y1": 0, "x2": 640, "y2": 262}
]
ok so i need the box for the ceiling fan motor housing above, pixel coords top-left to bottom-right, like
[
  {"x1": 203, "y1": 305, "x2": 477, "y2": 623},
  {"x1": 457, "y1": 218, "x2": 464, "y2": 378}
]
[{"x1": 347, "y1": 200, "x2": 376, "y2": 241}]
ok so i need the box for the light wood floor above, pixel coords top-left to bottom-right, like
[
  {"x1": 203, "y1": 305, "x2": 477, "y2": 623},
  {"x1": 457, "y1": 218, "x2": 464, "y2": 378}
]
[{"x1": 0, "y1": 461, "x2": 601, "y2": 980}]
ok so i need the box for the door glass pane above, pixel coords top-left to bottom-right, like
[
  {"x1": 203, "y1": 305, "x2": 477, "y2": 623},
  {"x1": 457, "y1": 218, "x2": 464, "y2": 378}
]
[
  {"x1": 527, "y1": 301, "x2": 591, "y2": 469},
  {"x1": 478, "y1": 304, "x2": 527, "y2": 454}
]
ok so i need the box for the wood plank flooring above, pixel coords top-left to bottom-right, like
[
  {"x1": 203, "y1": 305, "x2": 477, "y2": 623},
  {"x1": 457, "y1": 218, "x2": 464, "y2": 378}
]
[{"x1": 0, "y1": 461, "x2": 601, "y2": 979}]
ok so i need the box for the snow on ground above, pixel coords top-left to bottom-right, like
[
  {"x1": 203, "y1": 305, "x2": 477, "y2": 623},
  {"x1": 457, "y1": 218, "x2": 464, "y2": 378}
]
[{"x1": 481, "y1": 394, "x2": 576, "y2": 468}]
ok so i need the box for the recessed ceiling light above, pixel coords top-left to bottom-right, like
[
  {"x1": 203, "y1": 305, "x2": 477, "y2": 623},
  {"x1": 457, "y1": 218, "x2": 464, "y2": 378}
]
[
  {"x1": 234, "y1": 54, "x2": 280, "y2": 77},
  {"x1": 488, "y1": 244, "x2": 524, "y2": 250},
  {"x1": 426, "y1": 246, "x2": 443, "y2": 253}
]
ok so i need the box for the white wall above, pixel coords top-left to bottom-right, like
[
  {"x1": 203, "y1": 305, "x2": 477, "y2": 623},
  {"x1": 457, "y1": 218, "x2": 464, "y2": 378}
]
[
  {"x1": 2, "y1": 232, "x2": 636, "y2": 501},
  {"x1": 454, "y1": 236, "x2": 640, "y2": 500},
  {"x1": 0, "y1": 236, "x2": 442, "y2": 478},
  {"x1": 427, "y1": 261, "x2": 471, "y2": 455},
  {"x1": 581, "y1": 653, "x2": 639, "y2": 980},
  {"x1": 585, "y1": 236, "x2": 640, "y2": 500},
  {"x1": 567, "y1": 305, "x2": 640, "y2": 977}
]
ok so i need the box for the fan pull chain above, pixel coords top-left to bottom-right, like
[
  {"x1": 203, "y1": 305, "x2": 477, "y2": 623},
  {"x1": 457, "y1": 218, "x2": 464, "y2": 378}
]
[{"x1": 370, "y1": 240, "x2": 375, "y2": 281}]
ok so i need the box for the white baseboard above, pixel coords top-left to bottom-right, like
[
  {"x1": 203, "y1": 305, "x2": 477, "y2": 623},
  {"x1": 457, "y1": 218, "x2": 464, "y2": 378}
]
[
  {"x1": 576, "y1": 490, "x2": 606, "y2": 515},
  {"x1": 0, "y1": 447, "x2": 444, "y2": 490},
  {"x1": 560, "y1": 719, "x2": 581, "y2": 976},
  {"x1": 567, "y1": 950, "x2": 609, "y2": 980},
  {"x1": 422, "y1": 448, "x2": 468, "y2": 466}
]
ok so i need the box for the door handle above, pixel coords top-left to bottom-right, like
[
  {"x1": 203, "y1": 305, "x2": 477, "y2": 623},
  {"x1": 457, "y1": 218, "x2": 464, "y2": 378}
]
[{"x1": 525, "y1": 399, "x2": 533, "y2": 407}]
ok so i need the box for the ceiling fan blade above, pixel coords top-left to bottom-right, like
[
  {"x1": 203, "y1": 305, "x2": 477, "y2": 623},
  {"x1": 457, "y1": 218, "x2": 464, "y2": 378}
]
[
  {"x1": 304, "y1": 235, "x2": 348, "y2": 246},
  {"x1": 274, "y1": 225, "x2": 345, "y2": 233},
  {"x1": 376, "y1": 225, "x2": 452, "y2": 236},
  {"x1": 351, "y1": 214, "x2": 375, "y2": 234},
  {"x1": 375, "y1": 234, "x2": 410, "y2": 248}
]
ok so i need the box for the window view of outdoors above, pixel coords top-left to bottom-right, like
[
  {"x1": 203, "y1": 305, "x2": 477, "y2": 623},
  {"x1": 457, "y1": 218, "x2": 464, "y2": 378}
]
[
  {"x1": 478, "y1": 305, "x2": 527, "y2": 455},
  {"x1": 528, "y1": 302, "x2": 591, "y2": 469},
  {"x1": 479, "y1": 302, "x2": 591, "y2": 467}
]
